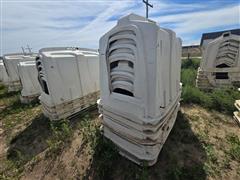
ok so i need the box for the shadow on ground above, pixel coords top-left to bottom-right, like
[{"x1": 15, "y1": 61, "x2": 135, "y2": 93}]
[
  {"x1": 7, "y1": 114, "x2": 52, "y2": 166},
  {"x1": 0, "y1": 98, "x2": 39, "y2": 118},
  {"x1": 0, "y1": 92, "x2": 18, "y2": 100},
  {"x1": 6, "y1": 106, "x2": 98, "y2": 168},
  {"x1": 85, "y1": 111, "x2": 207, "y2": 180}
]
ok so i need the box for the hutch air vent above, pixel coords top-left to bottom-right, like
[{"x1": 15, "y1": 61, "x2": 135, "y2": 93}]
[{"x1": 108, "y1": 30, "x2": 136, "y2": 97}]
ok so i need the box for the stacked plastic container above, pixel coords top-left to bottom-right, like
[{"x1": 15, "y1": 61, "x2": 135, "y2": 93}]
[
  {"x1": 2, "y1": 53, "x2": 37, "y2": 92},
  {"x1": 0, "y1": 59, "x2": 9, "y2": 85},
  {"x1": 196, "y1": 32, "x2": 240, "y2": 90},
  {"x1": 17, "y1": 61, "x2": 41, "y2": 103},
  {"x1": 98, "y1": 14, "x2": 182, "y2": 166},
  {"x1": 36, "y1": 47, "x2": 100, "y2": 120}
]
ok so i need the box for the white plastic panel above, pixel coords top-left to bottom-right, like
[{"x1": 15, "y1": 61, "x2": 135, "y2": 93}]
[
  {"x1": 37, "y1": 47, "x2": 100, "y2": 120},
  {"x1": 18, "y1": 61, "x2": 41, "y2": 103},
  {"x1": 0, "y1": 60, "x2": 9, "y2": 85},
  {"x1": 2, "y1": 53, "x2": 37, "y2": 91}
]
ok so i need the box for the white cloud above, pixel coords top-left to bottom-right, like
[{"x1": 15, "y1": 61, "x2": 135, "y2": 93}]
[
  {"x1": 153, "y1": 5, "x2": 240, "y2": 33},
  {"x1": 1, "y1": 0, "x2": 239, "y2": 54}
]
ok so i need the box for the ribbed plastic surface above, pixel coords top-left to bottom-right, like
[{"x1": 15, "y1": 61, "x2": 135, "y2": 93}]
[{"x1": 99, "y1": 14, "x2": 182, "y2": 166}]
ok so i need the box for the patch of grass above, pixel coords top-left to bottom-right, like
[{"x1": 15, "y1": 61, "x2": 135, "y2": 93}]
[
  {"x1": 210, "y1": 88, "x2": 240, "y2": 114},
  {"x1": 0, "y1": 85, "x2": 41, "y2": 138},
  {"x1": 182, "y1": 85, "x2": 213, "y2": 107},
  {"x1": 165, "y1": 146, "x2": 205, "y2": 180},
  {"x1": 181, "y1": 58, "x2": 240, "y2": 114},
  {"x1": 203, "y1": 144, "x2": 220, "y2": 176},
  {"x1": 181, "y1": 86, "x2": 240, "y2": 114},
  {"x1": 167, "y1": 164, "x2": 205, "y2": 180},
  {"x1": 181, "y1": 58, "x2": 200, "y2": 70},
  {"x1": 78, "y1": 114, "x2": 100, "y2": 150},
  {"x1": 46, "y1": 120, "x2": 73, "y2": 158},
  {"x1": 0, "y1": 159, "x2": 23, "y2": 180},
  {"x1": 92, "y1": 137, "x2": 119, "y2": 179},
  {"x1": 181, "y1": 69, "x2": 197, "y2": 86},
  {"x1": 226, "y1": 134, "x2": 240, "y2": 162}
]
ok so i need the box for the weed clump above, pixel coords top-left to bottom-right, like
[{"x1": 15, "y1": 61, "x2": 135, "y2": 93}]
[
  {"x1": 226, "y1": 134, "x2": 240, "y2": 162},
  {"x1": 181, "y1": 69, "x2": 197, "y2": 86},
  {"x1": 181, "y1": 58, "x2": 200, "y2": 70},
  {"x1": 46, "y1": 120, "x2": 73, "y2": 158}
]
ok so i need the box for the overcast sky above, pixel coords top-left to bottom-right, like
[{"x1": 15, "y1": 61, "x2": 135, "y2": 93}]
[{"x1": 0, "y1": 0, "x2": 239, "y2": 55}]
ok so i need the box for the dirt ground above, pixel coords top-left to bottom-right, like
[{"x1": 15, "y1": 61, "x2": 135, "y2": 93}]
[{"x1": 0, "y1": 84, "x2": 239, "y2": 180}]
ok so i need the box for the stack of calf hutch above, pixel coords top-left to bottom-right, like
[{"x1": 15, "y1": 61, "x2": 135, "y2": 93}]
[
  {"x1": 3, "y1": 53, "x2": 37, "y2": 92},
  {"x1": 37, "y1": 47, "x2": 100, "y2": 121},
  {"x1": 196, "y1": 31, "x2": 240, "y2": 90},
  {"x1": 98, "y1": 14, "x2": 182, "y2": 166},
  {"x1": 17, "y1": 61, "x2": 41, "y2": 103},
  {"x1": 0, "y1": 58, "x2": 9, "y2": 85}
]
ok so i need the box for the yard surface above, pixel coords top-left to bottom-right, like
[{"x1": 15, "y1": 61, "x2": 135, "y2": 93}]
[{"x1": 0, "y1": 58, "x2": 240, "y2": 180}]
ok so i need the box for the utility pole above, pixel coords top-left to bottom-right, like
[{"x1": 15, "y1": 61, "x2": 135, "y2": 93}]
[
  {"x1": 21, "y1": 47, "x2": 26, "y2": 55},
  {"x1": 143, "y1": 0, "x2": 153, "y2": 19},
  {"x1": 26, "y1": 44, "x2": 32, "y2": 54}
]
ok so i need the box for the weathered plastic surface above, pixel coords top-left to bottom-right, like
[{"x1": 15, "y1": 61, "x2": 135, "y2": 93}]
[
  {"x1": 37, "y1": 47, "x2": 100, "y2": 120},
  {"x1": 2, "y1": 53, "x2": 37, "y2": 92},
  {"x1": 98, "y1": 13, "x2": 182, "y2": 166},
  {"x1": 0, "y1": 60, "x2": 9, "y2": 85},
  {"x1": 197, "y1": 32, "x2": 240, "y2": 90},
  {"x1": 17, "y1": 61, "x2": 41, "y2": 104}
]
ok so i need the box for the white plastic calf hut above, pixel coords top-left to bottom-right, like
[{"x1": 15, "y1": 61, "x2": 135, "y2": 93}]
[
  {"x1": 98, "y1": 14, "x2": 182, "y2": 166},
  {"x1": 3, "y1": 53, "x2": 37, "y2": 92},
  {"x1": 196, "y1": 32, "x2": 240, "y2": 90},
  {"x1": 37, "y1": 47, "x2": 100, "y2": 121},
  {"x1": 17, "y1": 61, "x2": 41, "y2": 104},
  {"x1": 0, "y1": 60, "x2": 9, "y2": 85}
]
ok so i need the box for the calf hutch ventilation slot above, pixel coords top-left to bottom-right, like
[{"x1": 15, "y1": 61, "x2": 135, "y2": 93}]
[
  {"x1": 36, "y1": 56, "x2": 49, "y2": 95},
  {"x1": 107, "y1": 30, "x2": 136, "y2": 97},
  {"x1": 216, "y1": 39, "x2": 240, "y2": 67}
]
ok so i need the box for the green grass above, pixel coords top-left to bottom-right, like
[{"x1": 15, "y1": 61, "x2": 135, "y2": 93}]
[
  {"x1": 226, "y1": 134, "x2": 240, "y2": 162},
  {"x1": 46, "y1": 120, "x2": 73, "y2": 158},
  {"x1": 181, "y1": 58, "x2": 201, "y2": 70},
  {"x1": 203, "y1": 144, "x2": 220, "y2": 176},
  {"x1": 0, "y1": 85, "x2": 41, "y2": 141},
  {"x1": 181, "y1": 68, "x2": 197, "y2": 86},
  {"x1": 79, "y1": 115, "x2": 120, "y2": 179},
  {"x1": 181, "y1": 58, "x2": 240, "y2": 114}
]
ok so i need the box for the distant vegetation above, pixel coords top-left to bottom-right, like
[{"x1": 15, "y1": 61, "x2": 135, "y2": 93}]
[{"x1": 181, "y1": 58, "x2": 240, "y2": 115}]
